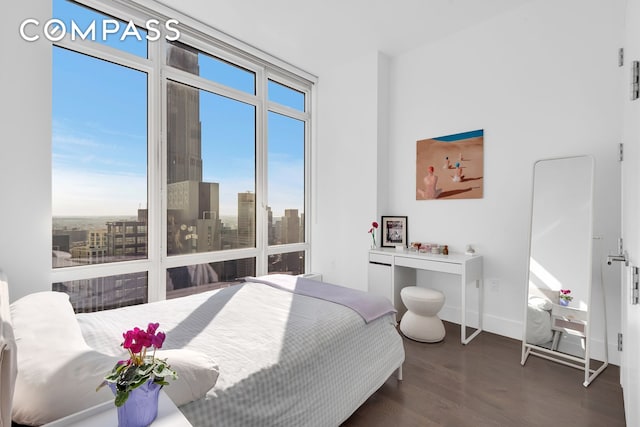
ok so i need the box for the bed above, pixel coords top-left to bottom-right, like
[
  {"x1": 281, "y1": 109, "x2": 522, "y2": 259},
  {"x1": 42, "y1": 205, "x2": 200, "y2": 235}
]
[
  {"x1": 526, "y1": 287, "x2": 557, "y2": 345},
  {"x1": 1, "y1": 272, "x2": 404, "y2": 426}
]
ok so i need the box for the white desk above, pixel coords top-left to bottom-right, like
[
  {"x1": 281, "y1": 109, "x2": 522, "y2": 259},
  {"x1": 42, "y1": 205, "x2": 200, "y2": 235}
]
[
  {"x1": 43, "y1": 391, "x2": 192, "y2": 427},
  {"x1": 368, "y1": 248, "x2": 483, "y2": 344}
]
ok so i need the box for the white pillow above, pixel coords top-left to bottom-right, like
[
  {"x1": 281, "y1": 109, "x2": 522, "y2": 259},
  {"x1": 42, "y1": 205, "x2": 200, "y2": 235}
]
[
  {"x1": 10, "y1": 292, "x2": 219, "y2": 425},
  {"x1": 10, "y1": 291, "x2": 117, "y2": 425},
  {"x1": 528, "y1": 295, "x2": 552, "y2": 311},
  {"x1": 155, "y1": 349, "x2": 219, "y2": 406}
]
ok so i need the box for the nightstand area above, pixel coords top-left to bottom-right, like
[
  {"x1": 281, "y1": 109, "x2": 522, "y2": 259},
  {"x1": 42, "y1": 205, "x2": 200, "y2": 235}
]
[
  {"x1": 550, "y1": 303, "x2": 587, "y2": 351},
  {"x1": 42, "y1": 391, "x2": 192, "y2": 427}
]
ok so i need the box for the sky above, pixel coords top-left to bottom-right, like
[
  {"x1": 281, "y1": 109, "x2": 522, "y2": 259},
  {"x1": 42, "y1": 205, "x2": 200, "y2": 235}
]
[{"x1": 52, "y1": 0, "x2": 305, "y2": 219}]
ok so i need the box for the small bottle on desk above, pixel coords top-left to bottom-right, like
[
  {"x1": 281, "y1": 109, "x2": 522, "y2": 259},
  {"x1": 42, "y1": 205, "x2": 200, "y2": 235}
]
[{"x1": 442, "y1": 245, "x2": 449, "y2": 255}]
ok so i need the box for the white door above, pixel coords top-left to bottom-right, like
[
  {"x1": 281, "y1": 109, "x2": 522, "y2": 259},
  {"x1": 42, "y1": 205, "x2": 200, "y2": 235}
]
[{"x1": 621, "y1": 0, "x2": 640, "y2": 423}]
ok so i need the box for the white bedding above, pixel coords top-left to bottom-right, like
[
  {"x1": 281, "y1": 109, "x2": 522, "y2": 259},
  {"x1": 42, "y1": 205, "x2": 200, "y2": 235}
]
[
  {"x1": 76, "y1": 280, "x2": 404, "y2": 426},
  {"x1": 526, "y1": 297, "x2": 553, "y2": 345}
]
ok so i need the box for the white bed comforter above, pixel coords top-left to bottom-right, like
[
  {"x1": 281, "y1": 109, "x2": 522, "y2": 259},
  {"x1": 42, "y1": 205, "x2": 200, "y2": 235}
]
[{"x1": 76, "y1": 280, "x2": 404, "y2": 427}]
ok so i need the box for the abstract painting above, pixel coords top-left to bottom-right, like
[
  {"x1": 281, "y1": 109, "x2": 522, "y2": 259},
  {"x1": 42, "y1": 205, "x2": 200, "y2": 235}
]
[{"x1": 416, "y1": 129, "x2": 484, "y2": 200}]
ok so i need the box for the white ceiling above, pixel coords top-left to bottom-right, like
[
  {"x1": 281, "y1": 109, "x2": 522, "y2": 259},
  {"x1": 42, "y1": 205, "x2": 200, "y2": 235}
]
[{"x1": 158, "y1": 0, "x2": 532, "y2": 74}]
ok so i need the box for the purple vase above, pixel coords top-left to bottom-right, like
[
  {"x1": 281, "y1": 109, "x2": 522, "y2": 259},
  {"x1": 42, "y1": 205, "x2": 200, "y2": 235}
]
[
  {"x1": 559, "y1": 298, "x2": 569, "y2": 307},
  {"x1": 109, "y1": 380, "x2": 161, "y2": 427}
]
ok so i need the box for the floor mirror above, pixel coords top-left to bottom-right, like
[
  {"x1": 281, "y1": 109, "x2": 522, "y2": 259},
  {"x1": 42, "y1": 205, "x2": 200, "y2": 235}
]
[{"x1": 520, "y1": 155, "x2": 608, "y2": 386}]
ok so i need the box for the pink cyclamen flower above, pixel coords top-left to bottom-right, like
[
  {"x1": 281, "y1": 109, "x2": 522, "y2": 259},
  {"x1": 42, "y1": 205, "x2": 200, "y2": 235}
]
[
  {"x1": 122, "y1": 330, "x2": 134, "y2": 349},
  {"x1": 152, "y1": 331, "x2": 166, "y2": 349},
  {"x1": 120, "y1": 322, "x2": 166, "y2": 356},
  {"x1": 146, "y1": 322, "x2": 159, "y2": 335}
]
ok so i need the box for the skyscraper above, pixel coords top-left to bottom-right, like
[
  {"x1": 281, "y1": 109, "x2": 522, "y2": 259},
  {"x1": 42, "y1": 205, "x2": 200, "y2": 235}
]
[
  {"x1": 165, "y1": 42, "x2": 223, "y2": 256},
  {"x1": 281, "y1": 209, "x2": 301, "y2": 244},
  {"x1": 166, "y1": 42, "x2": 202, "y2": 184},
  {"x1": 236, "y1": 191, "x2": 256, "y2": 278},
  {"x1": 237, "y1": 191, "x2": 255, "y2": 249}
]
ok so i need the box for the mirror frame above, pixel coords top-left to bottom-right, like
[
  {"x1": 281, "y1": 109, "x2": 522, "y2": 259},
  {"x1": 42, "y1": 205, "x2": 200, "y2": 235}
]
[{"x1": 520, "y1": 155, "x2": 608, "y2": 387}]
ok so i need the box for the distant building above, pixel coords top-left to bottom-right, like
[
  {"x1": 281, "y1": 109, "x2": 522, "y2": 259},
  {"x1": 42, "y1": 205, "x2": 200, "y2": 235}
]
[
  {"x1": 266, "y1": 206, "x2": 275, "y2": 245},
  {"x1": 166, "y1": 42, "x2": 202, "y2": 185},
  {"x1": 164, "y1": 43, "x2": 227, "y2": 256},
  {"x1": 106, "y1": 221, "x2": 147, "y2": 260},
  {"x1": 88, "y1": 230, "x2": 108, "y2": 248},
  {"x1": 236, "y1": 191, "x2": 256, "y2": 278},
  {"x1": 237, "y1": 191, "x2": 255, "y2": 249},
  {"x1": 167, "y1": 180, "x2": 222, "y2": 254},
  {"x1": 52, "y1": 234, "x2": 70, "y2": 253},
  {"x1": 281, "y1": 209, "x2": 300, "y2": 244},
  {"x1": 52, "y1": 228, "x2": 87, "y2": 250},
  {"x1": 70, "y1": 245, "x2": 107, "y2": 264},
  {"x1": 283, "y1": 209, "x2": 303, "y2": 274}
]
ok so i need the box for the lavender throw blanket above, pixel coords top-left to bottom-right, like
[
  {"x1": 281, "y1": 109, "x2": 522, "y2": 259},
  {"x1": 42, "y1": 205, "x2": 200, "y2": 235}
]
[{"x1": 245, "y1": 275, "x2": 396, "y2": 324}]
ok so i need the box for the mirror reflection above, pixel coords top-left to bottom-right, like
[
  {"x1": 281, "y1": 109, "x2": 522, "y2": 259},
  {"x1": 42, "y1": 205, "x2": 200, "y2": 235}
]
[{"x1": 523, "y1": 156, "x2": 594, "y2": 359}]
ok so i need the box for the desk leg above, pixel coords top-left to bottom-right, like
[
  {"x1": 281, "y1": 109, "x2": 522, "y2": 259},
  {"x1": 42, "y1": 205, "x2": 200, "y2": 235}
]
[
  {"x1": 460, "y1": 275, "x2": 466, "y2": 344},
  {"x1": 461, "y1": 278, "x2": 483, "y2": 345}
]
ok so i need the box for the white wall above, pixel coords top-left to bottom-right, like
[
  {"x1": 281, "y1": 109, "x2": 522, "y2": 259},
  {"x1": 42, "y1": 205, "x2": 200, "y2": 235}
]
[
  {"x1": 0, "y1": 2, "x2": 52, "y2": 301},
  {"x1": 311, "y1": 52, "x2": 390, "y2": 291},
  {"x1": 306, "y1": 0, "x2": 627, "y2": 364},
  {"x1": 384, "y1": 0, "x2": 625, "y2": 362}
]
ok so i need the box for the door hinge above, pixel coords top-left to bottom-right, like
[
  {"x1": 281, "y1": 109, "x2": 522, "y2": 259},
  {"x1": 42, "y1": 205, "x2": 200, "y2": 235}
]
[
  {"x1": 633, "y1": 266, "x2": 639, "y2": 305},
  {"x1": 632, "y1": 60, "x2": 640, "y2": 101},
  {"x1": 618, "y1": 333, "x2": 623, "y2": 351},
  {"x1": 619, "y1": 143, "x2": 624, "y2": 161},
  {"x1": 619, "y1": 48, "x2": 624, "y2": 67}
]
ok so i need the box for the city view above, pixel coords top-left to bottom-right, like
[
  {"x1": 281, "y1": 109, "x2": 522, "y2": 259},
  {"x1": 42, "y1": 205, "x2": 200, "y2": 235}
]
[
  {"x1": 52, "y1": 4, "x2": 306, "y2": 312},
  {"x1": 53, "y1": 205, "x2": 305, "y2": 312}
]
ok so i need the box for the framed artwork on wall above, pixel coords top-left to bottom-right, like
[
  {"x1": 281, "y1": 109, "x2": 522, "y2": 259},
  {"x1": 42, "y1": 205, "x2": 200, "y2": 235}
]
[
  {"x1": 381, "y1": 216, "x2": 408, "y2": 247},
  {"x1": 416, "y1": 129, "x2": 484, "y2": 200}
]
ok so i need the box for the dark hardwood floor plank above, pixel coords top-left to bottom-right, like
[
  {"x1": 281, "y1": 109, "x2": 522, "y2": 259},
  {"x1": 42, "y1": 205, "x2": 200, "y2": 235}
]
[{"x1": 342, "y1": 322, "x2": 626, "y2": 427}]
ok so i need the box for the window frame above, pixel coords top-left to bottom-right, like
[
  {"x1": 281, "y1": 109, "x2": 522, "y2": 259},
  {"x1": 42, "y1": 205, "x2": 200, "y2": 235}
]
[{"x1": 50, "y1": 0, "x2": 315, "y2": 305}]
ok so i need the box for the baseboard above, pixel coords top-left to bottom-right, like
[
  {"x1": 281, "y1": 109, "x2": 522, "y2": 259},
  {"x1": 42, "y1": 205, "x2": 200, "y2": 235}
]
[{"x1": 438, "y1": 306, "x2": 522, "y2": 340}]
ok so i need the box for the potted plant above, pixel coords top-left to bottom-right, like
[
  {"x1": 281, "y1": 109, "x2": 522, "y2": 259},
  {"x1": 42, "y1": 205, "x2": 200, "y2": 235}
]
[
  {"x1": 559, "y1": 289, "x2": 573, "y2": 306},
  {"x1": 98, "y1": 322, "x2": 177, "y2": 427}
]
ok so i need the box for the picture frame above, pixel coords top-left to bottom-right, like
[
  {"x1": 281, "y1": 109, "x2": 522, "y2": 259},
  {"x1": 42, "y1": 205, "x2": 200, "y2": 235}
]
[
  {"x1": 416, "y1": 129, "x2": 484, "y2": 200},
  {"x1": 381, "y1": 216, "x2": 408, "y2": 248}
]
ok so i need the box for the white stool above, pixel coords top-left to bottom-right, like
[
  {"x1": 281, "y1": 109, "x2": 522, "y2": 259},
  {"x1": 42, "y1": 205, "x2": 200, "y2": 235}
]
[{"x1": 400, "y1": 286, "x2": 446, "y2": 343}]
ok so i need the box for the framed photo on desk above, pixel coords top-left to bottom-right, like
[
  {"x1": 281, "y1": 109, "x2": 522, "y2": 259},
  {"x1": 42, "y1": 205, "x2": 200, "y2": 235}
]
[{"x1": 381, "y1": 216, "x2": 408, "y2": 247}]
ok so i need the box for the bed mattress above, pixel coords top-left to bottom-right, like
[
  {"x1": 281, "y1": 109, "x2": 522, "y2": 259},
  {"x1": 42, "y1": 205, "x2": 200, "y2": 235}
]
[{"x1": 76, "y1": 280, "x2": 404, "y2": 426}]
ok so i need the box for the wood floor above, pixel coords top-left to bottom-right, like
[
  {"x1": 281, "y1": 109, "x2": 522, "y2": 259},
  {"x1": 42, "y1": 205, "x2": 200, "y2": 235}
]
[{"x1": 342, "y1": 322, "x2": 626, "y2": 427}]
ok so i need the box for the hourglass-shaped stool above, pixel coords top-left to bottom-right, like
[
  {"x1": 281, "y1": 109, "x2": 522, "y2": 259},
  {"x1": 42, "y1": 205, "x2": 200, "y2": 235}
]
[{"x1": 400, "y1": 286, "x2": 446, "y2": 343}]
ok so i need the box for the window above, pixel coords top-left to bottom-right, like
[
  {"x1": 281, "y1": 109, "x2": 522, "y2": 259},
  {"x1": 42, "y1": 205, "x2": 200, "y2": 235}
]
[
  {"x1": 267, "y1": 111, "x2": 305, "y2": 247},
  {"x1": 53, "y1": 272, "x2": 148, "y2": 313},
  {"x1": 168, "y1": 41, "x2": 254, "y2": 94},
  {"x1": 52, "y1": 46, "x2": 148, "y2": 268},
  {"x1": 52, "y1": 0, "x2": 148, "y2": 57},
  {"x1": 166, "y1": 258, "x2": 255, "y2": 300},
  {"x1": 166, "y1": 81, "x2": 256, "y2": 256},
  {"x1": 268, "y1": 80, "x2": 305, "y2": 112},
  {"x1": 50, "y1": 0, "x2": 313, "y2": 311}
]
